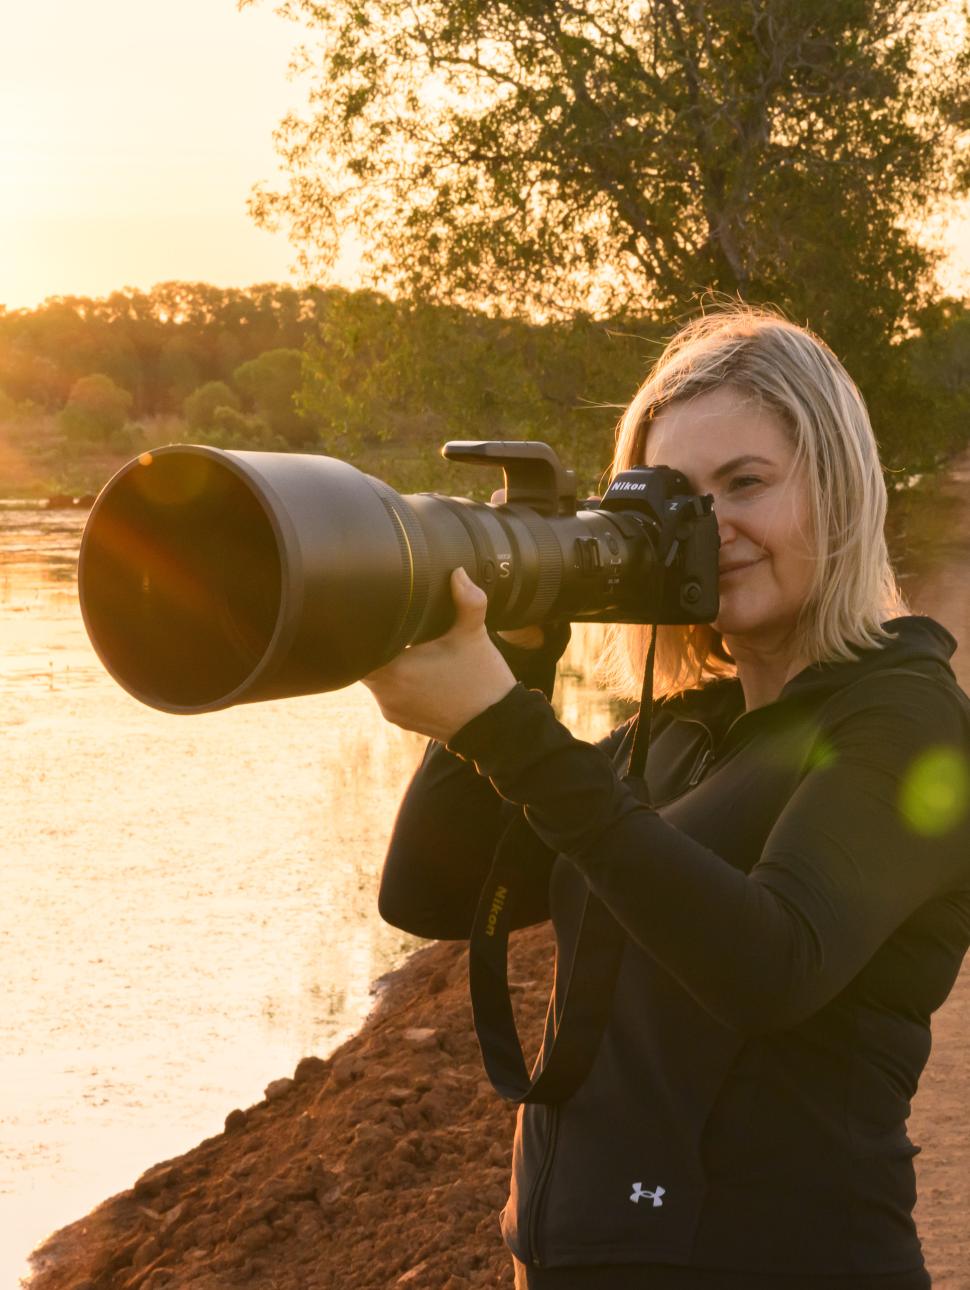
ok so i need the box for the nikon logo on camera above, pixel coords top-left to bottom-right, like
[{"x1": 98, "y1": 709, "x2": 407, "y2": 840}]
[
  {"x1": 485, "y1": 884, "x2": 508, "y2": 937},
  {"x1": 609, "y1": 481, "x2": 648, "y2": 492}
]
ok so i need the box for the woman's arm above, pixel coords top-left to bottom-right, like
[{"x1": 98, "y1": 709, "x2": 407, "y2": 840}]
[
  {"x1": 377, "y1": 612, "x2": 610, "y2": 940},
  {"x1": 448, "y1": 676, "x2": 970, "y2": 1033},
  {"x1": 380, "y1": 713, "x2": 633, "y2": 940},
  {"x1": 378, "y1": 738, "x2": 553, "y2": 940}
]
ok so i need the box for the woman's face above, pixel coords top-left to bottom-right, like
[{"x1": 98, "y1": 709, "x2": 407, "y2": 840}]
[{"x1": 645, "y1": 385, "x2": 817, "y2": 651}]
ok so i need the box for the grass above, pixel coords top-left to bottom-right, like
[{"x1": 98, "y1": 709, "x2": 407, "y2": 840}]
[{"x1": 0, "y1": 413, "x2": 195, "y2": 500}]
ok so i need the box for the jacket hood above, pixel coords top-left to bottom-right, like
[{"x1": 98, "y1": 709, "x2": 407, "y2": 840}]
[
  {"x1": 662, "y1": 615, "x2": 959, "y2": 728},
  {"x1": 780, "y1": 614, "x2": 957, "y2": 700}
]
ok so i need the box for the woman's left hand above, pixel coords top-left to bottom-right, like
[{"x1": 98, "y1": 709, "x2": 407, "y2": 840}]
[{"x1": 361, "y1": 567, "x2": 517, "y2": 742}]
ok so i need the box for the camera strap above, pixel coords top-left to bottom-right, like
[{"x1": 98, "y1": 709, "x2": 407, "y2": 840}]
[
  {"x1": 467, "y1": 624, "x2": 658, "y2": 1104},
  {"x1": 628, "y1": 621, "x2": 659, "y2": 782}
]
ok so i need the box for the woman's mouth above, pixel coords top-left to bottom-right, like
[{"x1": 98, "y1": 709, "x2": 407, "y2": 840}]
[{"x1": 719, "y1": 558, "x2": 764, "y2": 578}]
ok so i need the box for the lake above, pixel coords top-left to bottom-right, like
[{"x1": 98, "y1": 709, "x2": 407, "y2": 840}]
[{"x1": 0, "y1": 502, "x2": 618, "y2": 1284}]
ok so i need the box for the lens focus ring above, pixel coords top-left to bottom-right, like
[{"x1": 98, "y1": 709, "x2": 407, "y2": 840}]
[{"x1": 507, "y1": 504, "x2": 562, "y2": 625}]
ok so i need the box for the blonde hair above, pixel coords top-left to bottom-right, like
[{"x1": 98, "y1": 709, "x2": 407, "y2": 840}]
[{"x1": 601, "y1": 304, "x2": 911, "y2": 701}]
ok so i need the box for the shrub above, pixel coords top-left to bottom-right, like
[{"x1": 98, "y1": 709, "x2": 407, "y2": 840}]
[
  {"x1": 59, "y1": 373, "x2": 133, "y2": 443},
  {"x1": 192, "y1": 406, "x2": 288, "y2": 450},
  {"x1": 183, "y1": 380, "x2": 240, "y2": 431},
  {"x1": 234, "y1": 348, "x2": 313, "y2": 444},
  {"x1": 109, "y1": 423, "x2": 145, "y2": 454}
]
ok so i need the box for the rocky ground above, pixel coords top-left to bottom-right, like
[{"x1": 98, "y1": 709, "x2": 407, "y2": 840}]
[{"x1": 24, "y1": 452, "x2": 970, "y2": 1290}]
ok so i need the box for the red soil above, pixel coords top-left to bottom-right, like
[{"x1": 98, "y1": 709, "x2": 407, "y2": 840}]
[{"x1": 27, "y1": 934, "x2": 552, "y2": 1290}]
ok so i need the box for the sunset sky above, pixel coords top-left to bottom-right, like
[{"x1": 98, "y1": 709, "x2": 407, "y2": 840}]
[
  {"x1": 1, "y1": 0, "x2": 312, "y2": 309},
  {"x1": 2, "y1": 0, "x2": 969, "y2": 312}
]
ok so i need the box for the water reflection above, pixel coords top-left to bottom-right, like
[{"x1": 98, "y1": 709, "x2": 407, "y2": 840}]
[
  {"x1": 1, "y1": 504, "x2": 620, "y2": 1285},
  {"x1": 0, "y1": 504, "x2": 83, "y2": 595}
]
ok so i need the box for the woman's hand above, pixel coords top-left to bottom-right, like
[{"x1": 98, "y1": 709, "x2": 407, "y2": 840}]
[{"x1": 361, "y1": 567, "x2": 517, "y2": 743}]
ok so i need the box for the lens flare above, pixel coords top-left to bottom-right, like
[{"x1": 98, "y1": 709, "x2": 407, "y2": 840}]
[{"x1": 898, "y1": 745, "x2": 970, "y2": 837}]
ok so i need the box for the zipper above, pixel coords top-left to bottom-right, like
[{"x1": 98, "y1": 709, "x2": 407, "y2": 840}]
[
  {"x1": 677, "y1": 717, "x2": 714, "y2": 788},
  {"x1": 526, "y1": 1104, "x2": 559, "y2": 1266},
  {"x1": 687, "y1": 743, "x2": 714, "y2": 786},
  {"x1": 681, "y1": 709, "x2": 751, "y2": 788}
]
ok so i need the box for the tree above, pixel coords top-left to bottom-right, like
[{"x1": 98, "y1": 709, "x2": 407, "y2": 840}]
[
  {"x1": 911, "y1": 299, "x2": 970, "y2": 398},
  {"x1": 183, "y1": 380, "x2": 240, "y2": 431},
  {"x1": 0, "y1": 384, "x2": 15, "y2": 422},
  {"x1": 250, "y1": 1, "x2": 969, "y2": 385},
  {"x1": 0, "y1": 284, "x2": 332, "y2": 418},
  {"x1": 300, "y1": 287, "x2": 650, "y2": 474},
  {"x1": 234, "y1": 347, "x2": 313, "y2": 444},
  {"x1": 904, "y1": 298, "x2": 970, "y2": 460},
  {"x1": 59, "y1": 373, "x2": 133, "y2": 443},
  {"x1": 158, "y1": 334, "x2": 203, "y2": 410}
]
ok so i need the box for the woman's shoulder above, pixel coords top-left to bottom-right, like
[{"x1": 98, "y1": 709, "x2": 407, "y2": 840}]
[
  {"x1": 787, "y1": 614, "x2": 968, "y2": 721},
  {"x1": 811, "y1": 665, "x2": 970, "y2": 782}
]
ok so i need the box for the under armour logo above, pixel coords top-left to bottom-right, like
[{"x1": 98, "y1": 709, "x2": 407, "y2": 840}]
[{"x1": 630, "y1": 1182, "x2": 665, "y2": 1207}]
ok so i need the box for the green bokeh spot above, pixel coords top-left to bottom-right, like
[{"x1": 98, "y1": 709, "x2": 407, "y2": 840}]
[
  {"x1": 898, "y1": 746, "x2": 970, "y2": 837},
  {"x1": 806, "y1": 734, "x2": 837, "y2": 773}
]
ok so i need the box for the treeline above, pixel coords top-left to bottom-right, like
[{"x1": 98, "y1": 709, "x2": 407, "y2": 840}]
[
  {"x1": 2, "y1": 282, "x2": 969, "y2": 497},
  {"x1": 0, "y1": 282, "x2": 323, "y2": 415}
]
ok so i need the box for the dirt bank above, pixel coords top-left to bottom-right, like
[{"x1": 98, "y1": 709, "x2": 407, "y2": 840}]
[
  {"x1": 26, "y1": 932, "x2": 553, "y2": 1290},
  {"x1": 25, "y1": 453, "x2": 970, "y2": 1290}
]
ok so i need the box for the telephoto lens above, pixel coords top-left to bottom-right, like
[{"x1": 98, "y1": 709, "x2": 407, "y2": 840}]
[{"x1": 78, "y1": 441, "x2": 719, "y2": 713}]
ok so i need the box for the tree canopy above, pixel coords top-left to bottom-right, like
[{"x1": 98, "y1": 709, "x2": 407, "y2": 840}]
[
  {"x1": 59, "y1": 373, "x2": 133, "y2": 444},
  {"x1": 183, "y1": 380, "x2": 240, "y2": 430},
  {"x1": 235, "y1": 347, "x2": 312, "y2": 443},
  {"x1": 251, "y1": 0, "x2": 969, "y2": 341}
]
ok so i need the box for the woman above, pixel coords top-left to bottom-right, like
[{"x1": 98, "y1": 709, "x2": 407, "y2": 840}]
[{"x1": 364, "y1": 307, "x2": 970, "y2": 1288}]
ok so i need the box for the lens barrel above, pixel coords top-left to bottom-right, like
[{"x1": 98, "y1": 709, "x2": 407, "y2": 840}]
[{"x1": 78, "y1": 444, "x2": 713, "y2": 713}]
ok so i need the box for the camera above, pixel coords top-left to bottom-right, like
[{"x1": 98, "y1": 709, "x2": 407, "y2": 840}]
[{"x1": 77, "y1": 440, "x2": 720, "y2": 713}]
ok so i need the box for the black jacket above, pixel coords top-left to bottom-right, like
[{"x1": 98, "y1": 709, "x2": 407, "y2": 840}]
[{"x1": 379, "y1": 616, "x2": 970, "y2": 1285}]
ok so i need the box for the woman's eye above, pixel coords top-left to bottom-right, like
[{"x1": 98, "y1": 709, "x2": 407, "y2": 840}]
[{"x1": 730, "y1": 476, "x2": 761, "y2": 490}]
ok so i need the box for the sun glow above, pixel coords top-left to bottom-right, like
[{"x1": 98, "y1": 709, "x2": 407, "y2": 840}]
[{"x1": 0, "y1": 0, "x2": 302, "y2": 310}]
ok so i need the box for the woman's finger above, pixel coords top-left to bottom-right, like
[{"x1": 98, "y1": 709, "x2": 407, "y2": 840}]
[{"x1": 450, "y1": 567, "x2": 488, "y2": 631}]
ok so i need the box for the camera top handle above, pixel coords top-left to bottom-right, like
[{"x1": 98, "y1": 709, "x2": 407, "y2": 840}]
[{"x1": 441, "y1": 440, "x2": 578, "y2": 517}]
